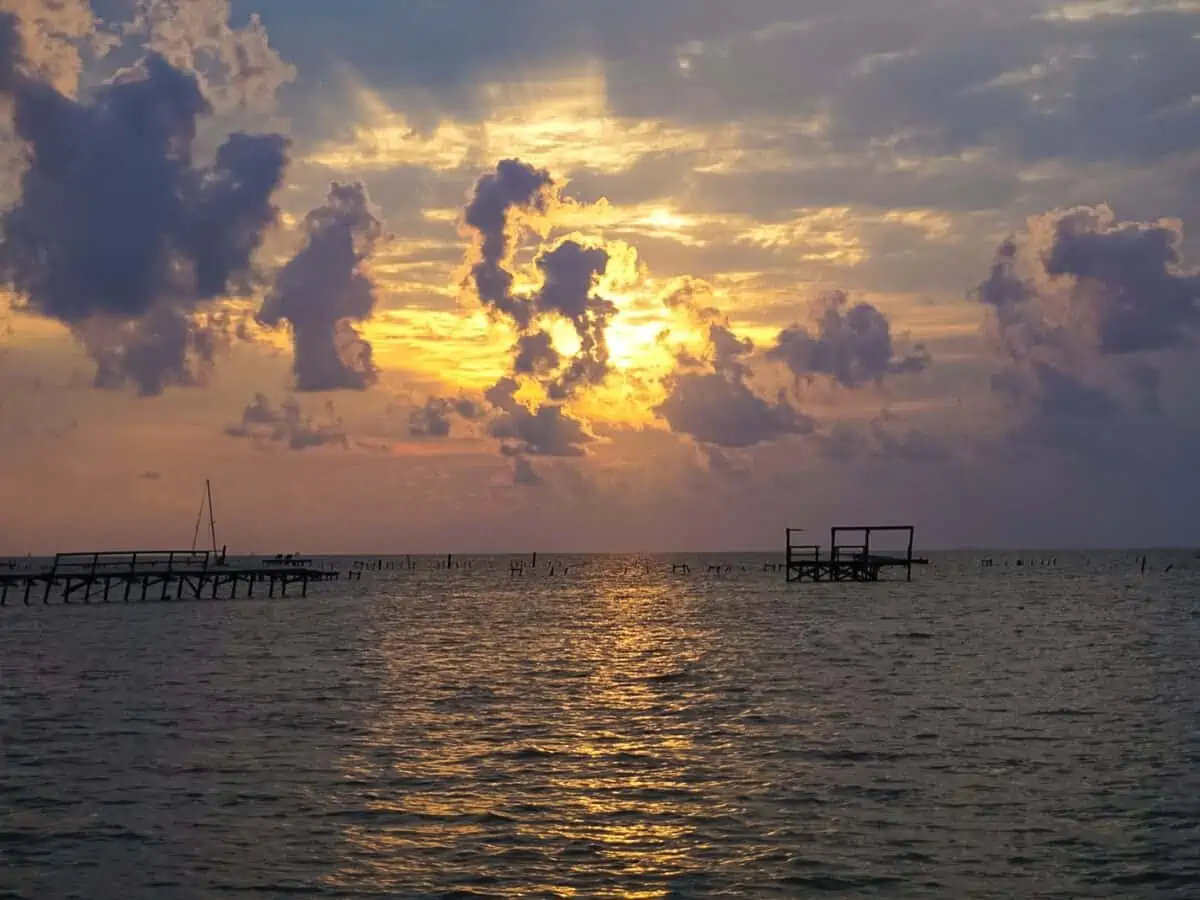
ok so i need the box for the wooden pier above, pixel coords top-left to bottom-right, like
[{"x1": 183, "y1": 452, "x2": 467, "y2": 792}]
[
  {"x1": 0, "y1": 550, "x2": 340, "y2": 608},
  {"x1": 786, "y1": 525, "x2": 929, "y2": 583}
]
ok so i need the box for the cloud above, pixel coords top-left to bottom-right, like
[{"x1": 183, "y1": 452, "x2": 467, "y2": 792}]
[
  {"x1": 818, "y1": 413, "x2": 951, "y2": 466},
  {"x1": 225, "y1": 392, "x2": 347, "y2": 450},
  {"x1": 976, "y1": 204, "x2": 1200, "y2": 416},
  {"x1": 122, "y1": 0, "x2": 296, "y2": 114},
  {"x1": 513, "y1": 454, "x2": 543, "y2": 486},
  {"x1": 513, "y1": 330, "x2": 560, "y2": 376},
  {"x1": 534, "y1": 239, "x2": 616, "y2": 400},
  {"x1": 487, "y1": 384, "x2": 594, "y2": 459},
  {"x1": 0, "y1": 12, "x2": 288, "y2": 393},
  {"x1": 408, "y1": 395, "x2": 482, "y2": 438},
  {"x1": 767, "y1": 291, "x2": 931, "y2": 388},
  {"x1": 258, "y1": 182, "x2": 384, "y2": 392},
  {"x1": 0, "y1": 0, "x2": 96, "y2": 95},
  {"x1": 463, "y1": 158, "x2": 555, "y2": 329},
  {"x1": 655, "y1": 371, "x2": 813, "y2": 448}
]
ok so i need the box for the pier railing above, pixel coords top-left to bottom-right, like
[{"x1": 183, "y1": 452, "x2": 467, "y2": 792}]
[{"x1": 51, "y1": 550, "x2": 212, "y2": 577}]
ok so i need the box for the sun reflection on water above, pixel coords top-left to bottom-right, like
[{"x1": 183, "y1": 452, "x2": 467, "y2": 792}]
[{"x1": 320, "y1": 565, "x2": 784, "y2": 897}]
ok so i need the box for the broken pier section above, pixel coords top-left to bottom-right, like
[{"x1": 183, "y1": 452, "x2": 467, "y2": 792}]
[
  {"x1": 0, "y1": 550, "x2": 339, "y2": 607},
  {"x1": 786, "y1": 525, "x2": 928, "y2": 583}
]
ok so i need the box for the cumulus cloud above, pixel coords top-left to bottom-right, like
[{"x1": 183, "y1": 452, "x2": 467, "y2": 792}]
[
  {"x1": 258, "y1": 182, "x2": 384, "y2": 392},
  {"x1": 655, "y1": 372, "x2": 812, "y2": 449},
  {"x1": 535, "y1": 239, "x2": 615, "y2": 400},
  {"x1": 408, "y1": 395, "x2": 482, "y2": 438},
  {"x1": 463, "y1": 158, "x2": 555, "y2": 329},
  {"x1": 976, "y1": 204, "x2": 1200, "y2": 416},
  {"x1": 768, "y1": 291, "x2": 931, "y2": 389},
  {"x1": 225, "y1": 393, "x2": 347, "y2": 450},
  {"x1": 490, "y1": 405, "x2": 594, "y2": 457},
  {"x1": 122, "y1": 0, "x2": 296, "y2": 114},
  {"x1": 0, "y1": 13, "x2": 288, "y2": 393},
  {"x1": 0, "y1": 0, "x2": 96, "y2": 96},
  {"x1": 513, "y1": 330, "x2": 560, "y2": 376}
]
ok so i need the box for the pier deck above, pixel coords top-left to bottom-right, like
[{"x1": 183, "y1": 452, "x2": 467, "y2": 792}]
[
  {"x1": 0, "y1": 550, "x2": 339, "y2": 607},
  {"x1": 786, "y1": 526, "x2": 929, "y2": 583}
]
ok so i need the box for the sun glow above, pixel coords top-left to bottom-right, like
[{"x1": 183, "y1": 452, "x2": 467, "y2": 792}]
[{"x1": 307, "y1": 65, "x2": 719, "y2": 176}]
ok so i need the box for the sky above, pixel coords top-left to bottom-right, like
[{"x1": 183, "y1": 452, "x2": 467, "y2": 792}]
[{"x1": 1, "y1": 0, "x2": 1199, "y2": 554}]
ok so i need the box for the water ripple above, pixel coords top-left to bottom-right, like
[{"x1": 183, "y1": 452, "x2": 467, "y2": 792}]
[{"x1": 1, "y1": 551, "x2": 1198, "y2": 898}]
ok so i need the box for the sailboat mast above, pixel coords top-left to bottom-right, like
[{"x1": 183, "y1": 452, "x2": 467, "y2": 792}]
[
  {"x1": 205, "y1": 479, "x2": 218, "y2": 553},
  {"x1": 191, "y1": 483, "x2": 206, "y2": 551}
]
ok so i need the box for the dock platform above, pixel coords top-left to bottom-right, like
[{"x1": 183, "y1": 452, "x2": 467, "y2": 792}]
[
  {"x1": 0, "y1": 550, "x2": 340, "y2": 607},
  {"x1": 786, "y1": 525, "x2": 929, "y2": 583}
]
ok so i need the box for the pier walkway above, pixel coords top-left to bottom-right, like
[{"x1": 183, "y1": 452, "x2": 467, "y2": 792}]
[
  {"x1": 0, "y1": 550, "x2": 339, "y2": 607},
  {"x1": 786, "y1": 525, "x2": 929, "y2": 583}
]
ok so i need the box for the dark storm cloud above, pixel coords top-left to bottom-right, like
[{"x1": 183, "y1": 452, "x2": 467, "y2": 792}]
[
  {"x1": 225, "y1": 393, "x2": 347, "y2": 450},
  {"x1": 768, "y1": 291, "x2": 931, "y2": 389},
  {"x1": 464, "y1": 158, "x2": 555, "y2": 330},
  {"x1": 0, "y1": 11, "x2": 288, "y2": 393},
  {"x1": 258, "y1": 182, "x2": 384, "y2": 392}
]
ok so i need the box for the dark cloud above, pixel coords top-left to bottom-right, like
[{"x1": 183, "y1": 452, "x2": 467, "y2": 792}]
[
  {"x1": 818, "y1": 414, "x2": 951, "y2": 466},
  {"x1": 0, "y1": 12, "x2": 288, "y2": 393},
  {"x1": 489, "y1": 404, "x2": 594, "y2": 459},
  {"x1": 655, "y1": 371, "x2": 813, "y2": 449},
  {"x1": 709, "y1": 323, "x2": 754, "y2": 380},
  {"x1": 258, "y1": 182, "x2": 383, "y2": 392},
  {"x1": 513, "y1": 330, "x2": 560, "y2": 376},
  {"x1": 534, "y1": 239, "x2": 615, "y2": 400},
  {"x1": 976, "y1": 205, "x2": 1200, "y2": 417},
  {"x1": 768, "y1": 291, "x2": 931, "y2": 388},
  {"x1": 408, "y1": 395, "x2": 482, "y2": 438},
  {"x1": 513, "y1": 455, "x2": 543, "y2": 487},
  {"x1": 482, "y1": 375, "x2": 593, "y2": 491},
  {"x1": 225, "y1": 392, "x2": 347, "y2": 450},
  {"x1": 85, "y1": 306, "x2": 235, "y2": 396},
  {"x1": 464, "y1": 158, "x2": 554, "y2": 329}
]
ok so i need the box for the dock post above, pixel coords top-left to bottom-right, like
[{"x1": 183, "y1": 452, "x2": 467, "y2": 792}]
[
  {"x1": 906, "y1": 527, "x2": 914, "y2": 582},
  {"x1": 1, "y1": 583, "x2": 7, "y2": 607},
  {"x1": 268, "y1": 576, "x2": 275, "y2": 598},
  {"x1": 103, "y1": 577, "x2": 112, "y2": 603},
  {"x1": 23, "y1": 579, "x2": 32, "y2": 606},
  {"x1": 123, "y1": 578, "x2": 132, "y2": 602},
  {"x1": 141, "y1": 576, "x2": 149, "y2": 602},
  {"x1": 230, "y1": 575, "x2": 238, "y2": 599},
  {"x1": 211, "y1": 575, "x2": 219, "y2": 600},
  {"x1": 302, "y1": 575, "x2": 308, "y2": 598},
  {"x1": 248, "y1": 575, "x2": 255, "y2": 598}
]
